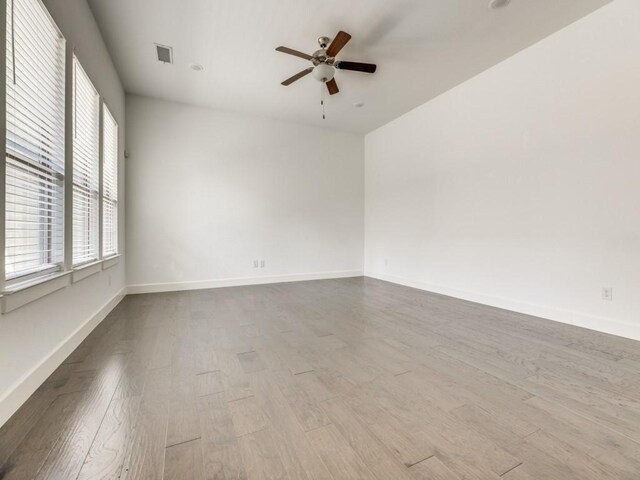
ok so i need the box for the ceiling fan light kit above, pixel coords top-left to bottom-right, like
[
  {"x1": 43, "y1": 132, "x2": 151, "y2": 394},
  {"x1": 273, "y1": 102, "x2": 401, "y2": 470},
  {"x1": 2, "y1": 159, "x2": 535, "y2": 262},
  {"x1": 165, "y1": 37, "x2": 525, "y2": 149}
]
[
  {"x1": 312, "y1": 64, "x2": 335, "y2": 82},
  {"x1": 276, "y1": 31, "x2": 377, "y2": 118}
]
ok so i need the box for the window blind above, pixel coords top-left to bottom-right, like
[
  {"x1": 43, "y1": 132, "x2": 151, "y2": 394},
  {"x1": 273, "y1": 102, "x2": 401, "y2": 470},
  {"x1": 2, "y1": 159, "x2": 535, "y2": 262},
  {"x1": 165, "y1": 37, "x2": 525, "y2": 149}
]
[
  {"x1": 102, "y1": 106, "x2": 118, "y2": 257},
  {"x1": 5, "y1": 0, "x2": 66, "y2": 281},
  {"x1": 72, "y1": 57, "x2": 99, "y2": 266}
]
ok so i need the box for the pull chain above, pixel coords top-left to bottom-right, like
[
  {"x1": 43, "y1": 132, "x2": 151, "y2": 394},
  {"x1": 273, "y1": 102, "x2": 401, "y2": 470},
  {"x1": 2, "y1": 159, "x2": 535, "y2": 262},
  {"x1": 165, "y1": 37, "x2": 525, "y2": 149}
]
[{"x1": 320, "y1": 82, "x2": 325, "y2": 120}]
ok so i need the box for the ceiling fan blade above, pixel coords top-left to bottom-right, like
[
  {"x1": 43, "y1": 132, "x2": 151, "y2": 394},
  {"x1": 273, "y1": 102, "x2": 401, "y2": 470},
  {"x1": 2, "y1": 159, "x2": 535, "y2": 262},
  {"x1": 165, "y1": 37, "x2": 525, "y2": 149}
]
[
  {"x1": 326, "y1": 78, "x2": 339, "y2": 95},
  {"x1": 326, "y1": 31, "x2": 352, "y2": 58},
  {"x1": 276, "y1": 46, "x2": 314, "y2": 61},
  {"x1": 281, "y1": 67, "x2": 313, "y2": 86},
  {"x1": 336, "y1": 61, "x2": 377, "y2": 74}
]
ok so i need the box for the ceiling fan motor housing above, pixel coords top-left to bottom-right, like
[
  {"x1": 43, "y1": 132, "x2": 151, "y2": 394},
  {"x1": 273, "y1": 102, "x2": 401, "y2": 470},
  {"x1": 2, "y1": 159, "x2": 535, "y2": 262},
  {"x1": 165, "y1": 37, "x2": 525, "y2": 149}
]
[{"x1": 318, "y1": 36, "x2": 331, "y2": 48}]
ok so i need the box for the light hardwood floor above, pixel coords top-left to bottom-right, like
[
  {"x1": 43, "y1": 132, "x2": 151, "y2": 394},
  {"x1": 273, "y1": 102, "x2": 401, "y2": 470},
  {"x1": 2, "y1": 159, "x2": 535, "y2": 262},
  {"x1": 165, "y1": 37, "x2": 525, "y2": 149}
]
[{"x1": 1, "y1": 277, "x2": 640, "y2": 479}]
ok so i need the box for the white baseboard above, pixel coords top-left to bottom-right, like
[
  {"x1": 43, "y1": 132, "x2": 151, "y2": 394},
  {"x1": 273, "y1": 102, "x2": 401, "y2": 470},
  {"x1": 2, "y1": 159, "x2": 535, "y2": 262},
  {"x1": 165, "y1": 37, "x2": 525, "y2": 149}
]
[
  {"x1": 0, "y1": 288, "x2": 127, "y2": 428},
  {"x1": 127, "y1": 270, "x2": 364, "y2": 295},
  {"x1": 366, "y1": 272, "x2": 640, "y2": 342}
]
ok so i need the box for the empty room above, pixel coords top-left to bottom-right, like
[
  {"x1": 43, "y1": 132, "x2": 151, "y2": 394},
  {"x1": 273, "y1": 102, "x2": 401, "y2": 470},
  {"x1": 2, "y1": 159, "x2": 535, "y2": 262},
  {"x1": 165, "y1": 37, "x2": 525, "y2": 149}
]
[{"x1": 1, "y1": 0, "x2": 639, "y2": 478}]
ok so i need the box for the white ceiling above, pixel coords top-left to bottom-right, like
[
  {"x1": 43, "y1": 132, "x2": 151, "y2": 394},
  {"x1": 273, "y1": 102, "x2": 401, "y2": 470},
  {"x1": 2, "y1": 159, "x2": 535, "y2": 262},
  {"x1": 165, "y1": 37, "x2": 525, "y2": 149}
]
[{"x1": 87, "y1": 0, "x2": 613, "y2": 133}]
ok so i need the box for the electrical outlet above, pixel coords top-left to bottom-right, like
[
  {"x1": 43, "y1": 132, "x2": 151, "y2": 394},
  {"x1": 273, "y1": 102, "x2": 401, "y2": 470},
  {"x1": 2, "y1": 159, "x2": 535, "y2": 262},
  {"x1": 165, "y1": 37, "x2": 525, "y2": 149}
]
[
  {"x1": 602, "y1": 287, "x2": 613, "y2": 301},
  {"x1": 253, "y1": 260, "x2": 259, "y2": 268},
  {"x1": 384, "y1": 259, "x2": 388, "y2": 268},
  {"x1": 260, "y1": 260, "x2": 265, "y2": 268}
]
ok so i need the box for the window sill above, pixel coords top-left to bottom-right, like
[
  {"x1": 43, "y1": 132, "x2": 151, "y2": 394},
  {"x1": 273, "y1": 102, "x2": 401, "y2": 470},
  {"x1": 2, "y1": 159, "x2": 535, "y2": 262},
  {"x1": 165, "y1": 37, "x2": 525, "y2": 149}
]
[
  {"x1": 102, "y1": 254, "x2": 121, "y2": 270},
  {"x1": 1, "y1": 255, "x2": 122, "y2": 313},
  {"x1": 2, "y1": 272, "x2": 71, "y2": 314},
  {"x1": 72, "y1": 260, "x2": 102, "y2": 283}
]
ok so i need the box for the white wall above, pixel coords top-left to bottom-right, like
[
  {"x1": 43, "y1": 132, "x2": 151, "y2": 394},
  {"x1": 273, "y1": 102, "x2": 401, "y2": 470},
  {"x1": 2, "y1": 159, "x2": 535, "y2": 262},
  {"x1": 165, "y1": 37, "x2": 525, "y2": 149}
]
[
  {"x1": 126, "y1": 95, "x2": 363, "y2": 291},
  {"x1": 0, "y1": 0, "x2": 127, "y2": 426},
  {"x1": 365, "y1": 0, "x2": 640, "y2": 340}
]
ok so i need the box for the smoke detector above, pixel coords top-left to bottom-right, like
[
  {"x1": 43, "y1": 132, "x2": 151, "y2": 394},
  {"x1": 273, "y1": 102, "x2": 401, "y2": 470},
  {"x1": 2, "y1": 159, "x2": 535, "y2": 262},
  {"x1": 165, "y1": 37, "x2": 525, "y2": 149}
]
[{"x1": 489, "y1": 0, "x2": 511, "y2": 10}]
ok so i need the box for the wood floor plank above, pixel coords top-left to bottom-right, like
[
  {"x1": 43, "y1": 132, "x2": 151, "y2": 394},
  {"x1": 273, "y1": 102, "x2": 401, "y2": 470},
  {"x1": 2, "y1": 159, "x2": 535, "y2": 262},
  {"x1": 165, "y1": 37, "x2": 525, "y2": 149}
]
[
  {"x1": 76, "y1": 395, "x2": 141, "y2": 480},
  {"x1": 0, "y1": 392, "x2": 82, "y2": 480},
  {"x1": 120, "y1": 367, "x2": 171, "y2": 480},
  {"x1": 249, "y1": 370, "x2": 332, "y2": 480},
  {"x1": 0, "y1": 389, "x2": 57, "y2": 469},
  {"x1": 35, "y1": 352, "x2": 131, "y2": 479},
  {"x1": 228, "y1": 396, "x2": 268, "y2": 438},
  {"x1": 449, "y1": 403, "x2": 538, "y2": 447},
  {"x1": 237, "y1": 351, "x2": 266, "y2": 374},
  {"x1": 409, "y1": 456, "x2": 462, "y2": 480},
  {"x1": 319, "y1": 396, "x2": 415, "y2": 480},
  {"x1": 305, "y1": 424, "x2": 377, "y2": 479},
  {"x1": 501, "y1": 465, "x2": 534, "y2": 480},
  {"x1": 216, "y1": 348, "x2": 254, "y2": 403},
  {"x1": 237, "y1": 428, "x2": 288, "y2": 480},
  {"x1": 504, "y1": 429, "x2": 623, "y2": 480},
  {"x1": 198, "y1": 393, "x2": 247, "y2": 480},
  {"x1": 164, "y1": 438, "x2": 205, "y2": 480},
  {"x1": 273, "y1": 370, "x2": 332, "y2": 432},
  {"x1": 520, "y1": 395, "x2": 640, "y2": 477},
  {"x1": 166, "y1": 374, "x2": 201, "y2": 448},
  {"x1": 197, "y1": 370, "x2": 225, "y2": 397}
]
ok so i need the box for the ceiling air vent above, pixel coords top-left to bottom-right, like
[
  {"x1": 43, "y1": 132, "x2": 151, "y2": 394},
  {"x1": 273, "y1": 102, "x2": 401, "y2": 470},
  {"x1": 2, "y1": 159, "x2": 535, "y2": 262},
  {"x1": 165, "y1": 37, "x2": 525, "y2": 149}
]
[{"x1": 155, "y1": 44, "x2": 173, "y2": 64}]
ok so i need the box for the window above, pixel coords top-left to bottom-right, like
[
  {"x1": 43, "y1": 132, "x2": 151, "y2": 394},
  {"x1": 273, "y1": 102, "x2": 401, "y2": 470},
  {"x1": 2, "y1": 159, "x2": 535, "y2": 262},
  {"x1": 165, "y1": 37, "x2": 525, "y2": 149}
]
[
  {"x1": 72, "y1": 57, "x2": 100, "y2": 266},
  {"x1": 5, "y1": 0, "x2": 66, "y2": 281},
  {"x1": 102, "y1": 106, "x2": 118, "y2": 257},
  {"x1": 2, "y1": 0, "x2": 121, "y2": 307}
]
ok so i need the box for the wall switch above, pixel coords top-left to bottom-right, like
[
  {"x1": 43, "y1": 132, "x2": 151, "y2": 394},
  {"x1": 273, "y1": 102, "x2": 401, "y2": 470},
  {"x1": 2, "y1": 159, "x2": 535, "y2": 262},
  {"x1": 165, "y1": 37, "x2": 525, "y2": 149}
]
[
  {"x1": 260, "y1": 260, "x2": 265, "y2": 268},
  {"x1": 253, "y1": 260, "x2": 259, "y2": 268},
  {"x1": 602, "y1": 287, "x2": 613, "y2": 301}
]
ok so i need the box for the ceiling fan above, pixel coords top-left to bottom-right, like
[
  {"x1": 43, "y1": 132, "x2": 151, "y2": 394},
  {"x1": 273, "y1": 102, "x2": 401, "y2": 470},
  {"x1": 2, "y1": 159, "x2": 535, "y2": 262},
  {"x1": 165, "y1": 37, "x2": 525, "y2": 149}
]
[{"x1": 276, "y1": 31, "x2": 377, "y2": 96}]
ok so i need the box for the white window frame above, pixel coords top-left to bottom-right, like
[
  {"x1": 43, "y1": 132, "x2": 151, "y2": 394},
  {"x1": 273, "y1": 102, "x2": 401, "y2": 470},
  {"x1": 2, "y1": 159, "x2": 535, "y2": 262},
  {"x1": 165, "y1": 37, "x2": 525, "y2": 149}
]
[
  {"x1": 3, "y1": 0, "x2": 67, "y2": 286},
  {"x1": 101, "y1": 105, "x2": 118, "y2": 258},
  {"x1": 71, "y1": 55, "x2": 100, "y2": 267}
]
